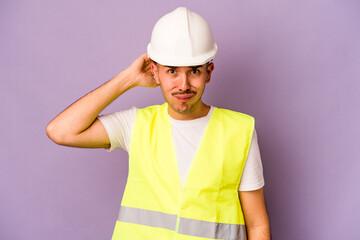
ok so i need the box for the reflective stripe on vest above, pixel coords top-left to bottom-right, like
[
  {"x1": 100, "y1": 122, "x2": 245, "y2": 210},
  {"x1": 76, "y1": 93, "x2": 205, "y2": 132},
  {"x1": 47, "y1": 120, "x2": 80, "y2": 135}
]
[
  {"x1": 118, "y1": 206, "x2": 177, "y2": 231},
  {"x1": 113, "y1": 103, "x2": 254, "y2": 240},
  {"x1": 117, "y1": 206, "x2": 247, "y2": 240}
]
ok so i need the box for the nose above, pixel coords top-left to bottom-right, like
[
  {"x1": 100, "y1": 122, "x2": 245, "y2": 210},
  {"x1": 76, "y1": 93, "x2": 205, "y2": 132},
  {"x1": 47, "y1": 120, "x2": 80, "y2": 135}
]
[{"x1": 178, "y1": 74, "x2": 190, "y2": 91}]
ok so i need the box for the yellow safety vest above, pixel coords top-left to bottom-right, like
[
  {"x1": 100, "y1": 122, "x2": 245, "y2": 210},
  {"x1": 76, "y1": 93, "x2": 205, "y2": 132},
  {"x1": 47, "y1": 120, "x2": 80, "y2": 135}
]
[{"x1": 112, "y1": 103, "x2": 254, "y2": 240}]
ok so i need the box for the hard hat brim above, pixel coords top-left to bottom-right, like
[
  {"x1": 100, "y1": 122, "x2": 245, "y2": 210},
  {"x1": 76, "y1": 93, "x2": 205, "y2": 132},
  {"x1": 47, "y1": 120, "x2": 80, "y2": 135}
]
[{"x1": 147, "y1": 43, "x2": 218, "y2": 66}]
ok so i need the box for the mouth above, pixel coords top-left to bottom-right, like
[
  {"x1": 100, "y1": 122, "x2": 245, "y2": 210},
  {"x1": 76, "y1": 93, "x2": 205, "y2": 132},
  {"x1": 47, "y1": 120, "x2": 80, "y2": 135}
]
[
  {"x1": 172, "y1": 91, "x2": 196, "y2": 102},
  {"x1": 174, "y1": 94, "x2": 194, "y2": 102}
]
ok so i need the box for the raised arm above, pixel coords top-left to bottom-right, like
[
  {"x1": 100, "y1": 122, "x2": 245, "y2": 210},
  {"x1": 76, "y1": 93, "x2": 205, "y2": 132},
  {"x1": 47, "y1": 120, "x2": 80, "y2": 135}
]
[{"x1": 46, "y1": 53, "x2": 158, "y2": 148}]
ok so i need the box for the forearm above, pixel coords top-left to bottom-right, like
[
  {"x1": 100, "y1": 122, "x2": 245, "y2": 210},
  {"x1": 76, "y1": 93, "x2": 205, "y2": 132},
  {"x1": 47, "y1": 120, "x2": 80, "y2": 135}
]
[
  {"x1": 247, "y1": 224, "x2": 271, "y2": 240},
  {"x1": 46, "y1": 70, "x2": 135, "y2": 142}
]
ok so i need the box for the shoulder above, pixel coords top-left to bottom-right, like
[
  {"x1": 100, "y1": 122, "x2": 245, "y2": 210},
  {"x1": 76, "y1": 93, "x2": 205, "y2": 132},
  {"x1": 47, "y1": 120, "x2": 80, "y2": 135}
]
[
  {"x1": 214, "y1": 107, "x2": 254, "y2": 124},
  {"x1": 136, "y1": 103, "x2": 167, "y2": 118}
]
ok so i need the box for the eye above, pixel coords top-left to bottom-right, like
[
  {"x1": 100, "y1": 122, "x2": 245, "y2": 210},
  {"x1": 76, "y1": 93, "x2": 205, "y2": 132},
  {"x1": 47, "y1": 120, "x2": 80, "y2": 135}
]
[
  {"x1": 168, "y1": 69, "x2": 176, "y2": 74},
  {"x1": 191, "y1": 68, "x2": 200, "y2": 74}
]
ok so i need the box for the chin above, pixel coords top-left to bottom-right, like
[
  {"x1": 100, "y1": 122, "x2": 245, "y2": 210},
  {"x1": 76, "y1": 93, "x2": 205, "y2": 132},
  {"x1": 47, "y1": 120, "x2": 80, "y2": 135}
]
[{"x1": 170, "y1": 103, "x2": 191, "y2": 114}]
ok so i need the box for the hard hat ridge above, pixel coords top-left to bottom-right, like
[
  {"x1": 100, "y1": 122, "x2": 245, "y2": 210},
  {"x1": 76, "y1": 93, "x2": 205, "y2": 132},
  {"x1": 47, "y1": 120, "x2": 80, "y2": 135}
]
[{"x1": 147, "y1": 7, "x2": 218, "y2": 66}]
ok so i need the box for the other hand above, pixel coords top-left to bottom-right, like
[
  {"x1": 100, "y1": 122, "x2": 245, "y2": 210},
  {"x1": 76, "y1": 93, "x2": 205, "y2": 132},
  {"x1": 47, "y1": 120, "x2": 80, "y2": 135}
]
[{"x1": 126, "y1": 53, "x2": 159, "y2": 88}]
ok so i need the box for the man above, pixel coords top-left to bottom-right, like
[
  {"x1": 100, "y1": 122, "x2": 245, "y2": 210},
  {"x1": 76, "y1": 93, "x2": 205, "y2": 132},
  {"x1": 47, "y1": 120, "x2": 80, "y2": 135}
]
[{"x1": 47, "y1": 7, "x2": 270, "y2": 240}]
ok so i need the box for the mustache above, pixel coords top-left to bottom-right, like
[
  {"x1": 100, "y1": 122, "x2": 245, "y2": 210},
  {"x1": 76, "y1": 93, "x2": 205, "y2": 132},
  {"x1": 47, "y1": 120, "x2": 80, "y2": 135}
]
[{"x1": 172, "y1": 90, "x2": 197, "y2": 96}]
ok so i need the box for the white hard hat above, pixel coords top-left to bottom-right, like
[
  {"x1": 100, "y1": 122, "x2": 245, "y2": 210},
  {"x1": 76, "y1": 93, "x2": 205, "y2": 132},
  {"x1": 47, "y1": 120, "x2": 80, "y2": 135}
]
[{"x1": 147, "y1": 7, "x2": 218, "y2": 66}]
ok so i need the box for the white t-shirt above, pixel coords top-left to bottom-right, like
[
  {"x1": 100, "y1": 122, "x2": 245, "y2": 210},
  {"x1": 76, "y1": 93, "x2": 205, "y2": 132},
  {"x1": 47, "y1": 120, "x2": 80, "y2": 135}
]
[{"x1": 98, "y1": 106, "x2": 264, "y2": 191}]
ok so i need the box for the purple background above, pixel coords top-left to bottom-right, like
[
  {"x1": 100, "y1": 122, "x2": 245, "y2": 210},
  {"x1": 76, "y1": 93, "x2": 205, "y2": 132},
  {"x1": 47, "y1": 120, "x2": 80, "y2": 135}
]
[{"x1": 1, "y1": 0, "x2": 359, "y2": 239}]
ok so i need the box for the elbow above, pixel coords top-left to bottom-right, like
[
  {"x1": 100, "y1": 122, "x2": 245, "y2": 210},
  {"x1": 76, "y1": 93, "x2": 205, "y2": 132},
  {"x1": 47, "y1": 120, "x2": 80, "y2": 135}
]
[{"x1": 46, "y1": 122, "x2": 68, "y2": 145}]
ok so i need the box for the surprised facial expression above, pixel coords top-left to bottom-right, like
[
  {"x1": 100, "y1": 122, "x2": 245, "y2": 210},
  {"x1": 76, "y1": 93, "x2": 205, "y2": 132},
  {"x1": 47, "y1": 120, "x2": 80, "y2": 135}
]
[{"x1": 151, "y1": 62, "x2": 214, "y2": 119}]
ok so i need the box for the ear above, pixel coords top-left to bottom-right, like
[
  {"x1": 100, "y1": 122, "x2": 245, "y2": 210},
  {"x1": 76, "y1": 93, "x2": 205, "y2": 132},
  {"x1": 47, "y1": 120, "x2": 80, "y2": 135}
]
[
  {"x1": 151, "y1": 61, "x2": 160, "y2": 84},
  {"x1": 205, "y1": 62, "x2": 214, "y2": 83}
]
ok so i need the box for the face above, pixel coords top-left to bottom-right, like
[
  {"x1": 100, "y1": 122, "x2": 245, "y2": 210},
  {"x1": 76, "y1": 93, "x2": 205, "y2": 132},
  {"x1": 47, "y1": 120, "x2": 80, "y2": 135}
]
[{"x1": 151, "y1": 62, "x2": 214, "y2": 119}]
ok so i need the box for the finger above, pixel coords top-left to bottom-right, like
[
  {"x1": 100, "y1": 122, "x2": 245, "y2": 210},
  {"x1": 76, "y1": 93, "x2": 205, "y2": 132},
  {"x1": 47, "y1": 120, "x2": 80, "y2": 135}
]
[{"x1": 141, "y1": 53, "x2": 150, "y2": 62}]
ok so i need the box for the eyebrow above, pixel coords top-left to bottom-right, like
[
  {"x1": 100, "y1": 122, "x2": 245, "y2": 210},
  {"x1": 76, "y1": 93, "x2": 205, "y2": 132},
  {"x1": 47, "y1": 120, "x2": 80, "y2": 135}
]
[{"x1": 164, "y1": 65, "x2": 203, "y2": 69}]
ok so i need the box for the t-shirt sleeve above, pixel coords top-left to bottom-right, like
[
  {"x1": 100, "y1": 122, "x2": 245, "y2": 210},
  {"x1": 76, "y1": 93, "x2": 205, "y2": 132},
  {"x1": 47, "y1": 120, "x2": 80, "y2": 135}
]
[
  {"x1": 97, "y1": 107, "x2": 137, "y2": 152},
  {"x1": 238, "y1": 129, "x2": 265, "y2": 191}
]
